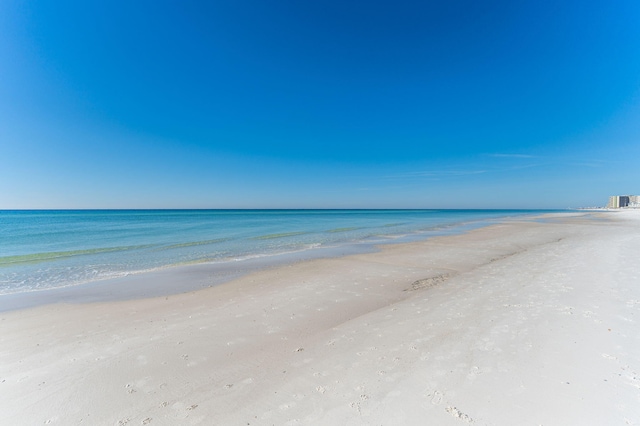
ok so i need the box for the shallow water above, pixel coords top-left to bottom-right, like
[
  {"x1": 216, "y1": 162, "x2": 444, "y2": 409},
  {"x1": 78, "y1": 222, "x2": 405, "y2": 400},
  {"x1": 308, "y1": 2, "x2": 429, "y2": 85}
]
[{"x1": 0, "y1": 209, "x2": 559, "y2": 295}]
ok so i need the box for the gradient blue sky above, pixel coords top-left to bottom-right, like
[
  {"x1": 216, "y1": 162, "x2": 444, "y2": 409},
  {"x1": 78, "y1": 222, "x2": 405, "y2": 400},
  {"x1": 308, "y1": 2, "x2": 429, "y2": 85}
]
[{"x1": 1, "y1": 0, "x2": 639, "y2": 209}]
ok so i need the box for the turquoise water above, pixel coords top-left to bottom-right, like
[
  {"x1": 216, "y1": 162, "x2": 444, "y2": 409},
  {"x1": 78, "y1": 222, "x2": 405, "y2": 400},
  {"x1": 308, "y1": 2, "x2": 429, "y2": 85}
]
[{"x1": 0, "y1": 209, "x2": 552, "y2": 295}]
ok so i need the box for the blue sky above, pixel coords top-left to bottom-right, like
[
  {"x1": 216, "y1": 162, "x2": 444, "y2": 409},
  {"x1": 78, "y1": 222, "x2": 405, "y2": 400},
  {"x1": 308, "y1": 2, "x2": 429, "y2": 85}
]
[{"x1": 1, "y1": 0, "x2": 639, "y2": 209}]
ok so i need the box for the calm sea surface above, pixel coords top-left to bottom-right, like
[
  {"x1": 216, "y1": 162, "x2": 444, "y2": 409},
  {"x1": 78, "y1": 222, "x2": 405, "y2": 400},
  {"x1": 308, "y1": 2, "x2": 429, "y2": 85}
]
[{"x1": 0, "y1": 209, "x2": 553, "y2": 295}]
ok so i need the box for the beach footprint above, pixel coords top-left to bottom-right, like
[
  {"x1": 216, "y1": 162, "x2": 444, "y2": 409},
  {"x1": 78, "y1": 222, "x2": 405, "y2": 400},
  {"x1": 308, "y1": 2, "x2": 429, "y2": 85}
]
[{"x1": 446, "y1": 406, "x2": 474, "y2": 423}]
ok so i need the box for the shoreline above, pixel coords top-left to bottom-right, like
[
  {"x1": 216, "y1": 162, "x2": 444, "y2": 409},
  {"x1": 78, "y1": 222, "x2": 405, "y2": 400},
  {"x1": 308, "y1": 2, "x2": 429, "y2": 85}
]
[
  {"x1": 1, "y1": 211, "x2": 638, "y2": 424},
  {"x1": 0, "y1": 211, "x2": 550, "y2": 312}
]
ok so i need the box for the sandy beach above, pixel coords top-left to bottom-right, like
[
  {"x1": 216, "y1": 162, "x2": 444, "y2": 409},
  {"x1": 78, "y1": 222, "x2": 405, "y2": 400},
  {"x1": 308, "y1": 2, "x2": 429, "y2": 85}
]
[{"x1": 1, "y1": 211, "x2": 639, "y2": 425}]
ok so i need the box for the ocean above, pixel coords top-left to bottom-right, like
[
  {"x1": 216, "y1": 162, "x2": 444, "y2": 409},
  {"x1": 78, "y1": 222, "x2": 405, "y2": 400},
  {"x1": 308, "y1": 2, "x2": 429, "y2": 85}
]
[{"x1": 0, "y1": 209, "x2": 553, "y2": 296}]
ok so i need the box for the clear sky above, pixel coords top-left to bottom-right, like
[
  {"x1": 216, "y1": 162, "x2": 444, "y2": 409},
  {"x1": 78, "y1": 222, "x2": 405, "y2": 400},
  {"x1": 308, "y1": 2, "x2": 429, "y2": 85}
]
[{"x1": 1, "y1": 0, "x2": 639, "y2": 209}]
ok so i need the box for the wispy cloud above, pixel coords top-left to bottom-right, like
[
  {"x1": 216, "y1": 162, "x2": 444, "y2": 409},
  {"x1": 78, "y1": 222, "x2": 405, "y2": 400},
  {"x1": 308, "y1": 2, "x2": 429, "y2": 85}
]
[
  {"x1": 385, "y1": 170, "x2": 487, "y2": 179},
  {"x1": 384, "y1": 162, "x2": 545, "y2": 181},
  {"x1": 488, "y1": 153, "x2": 537, "y2": 159},
  {"x1": 504, "y1": 163, "x2": 544, "y2": 171},
  {"x1": 355, "y1": 185, "x2": 407, "y2": 191},
  {"x1": 567, "y1": 162, "x2": 603, "y2": 168},
  {"x1": 563, "y1": 159, "x2": 613, "y2": 168}
]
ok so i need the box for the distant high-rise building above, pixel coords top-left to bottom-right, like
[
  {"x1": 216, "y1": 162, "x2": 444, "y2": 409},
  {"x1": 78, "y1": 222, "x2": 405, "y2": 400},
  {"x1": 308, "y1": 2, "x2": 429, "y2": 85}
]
[{"x1": 607, "y1": 195, "x2": 637, "y2": 208}]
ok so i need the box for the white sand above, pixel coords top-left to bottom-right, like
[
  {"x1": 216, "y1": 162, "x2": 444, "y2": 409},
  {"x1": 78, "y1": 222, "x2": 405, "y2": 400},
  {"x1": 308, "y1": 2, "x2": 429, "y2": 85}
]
[{"x1": 1, "y1": 211, "x2": 639, "y2": 425}]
